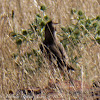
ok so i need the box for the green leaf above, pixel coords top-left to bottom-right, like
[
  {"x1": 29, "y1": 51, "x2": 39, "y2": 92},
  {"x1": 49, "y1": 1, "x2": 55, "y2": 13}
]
[
  {"x1": 96, "y1": 30, "x2": 100, "y2": 35},
  {"x1": 10, "y1": 32, "x2": 17, "y2": 37},
  {"x1": 92, "y1": 22, "x2": 98, "y2": 28},
  {"x1": 78, "y1": 10, "x2": 83, "y2": 16},
  {"x1": 11, "y1": 10, "x2": 14, "y2": 19},
  {"x1": 61, "y1": 27, "x2": 67, "y2": 33},
  {"x1": 78, "y1": 16, "x2": 85, "y2": 20},
  {"x1": 96, "y1": 36, "x2": 100, "y2": 44},
  {"x1": 96, "y1": 16, "x2": 100, "y2": 21},
  {"x1": 67, "y1": 26, "x2": 73, "y2": 33},
  {"x1": 40, "y1": 21, "x2": 45, "y2": 28},
  {"x1": 36, "y1": 14, "x2": 41, "y2": 18},
  {"x1": 40, "y1": 5, "x2": 46, "y2": 11},
  {"x1": 73, "y1": 29, "x2": 80, "y2": 36},
  {"x1": 71, "y1": 9, "x2": 77, "y2": 15},
  {"x1": 22, "y1": 30, "x2": 28, "y2": 35},
  {"x1": 16, "y1": 38, "x2": 22, "y2": 45},
  {"x1": 80, "y1": 25, "x2": 84, "y2": 30},
  {"x1": 85, "y1": 23, "x2": 90, "y2": 30},
  {"x1": 33, "y1": 49, "x2": 38, "y2": 56},
  {"x1": 86, "y1": 18, "x2": 91, "y2": 24},
  {"x1": 84, "y1": 30, "x2": 88, "y2": 35},
  {"x1": 25, "y1": 52, "x2": 32, "y2": 58},
  {"x1": 44, "y1": 15, "x2": 49, "y2": 21}
]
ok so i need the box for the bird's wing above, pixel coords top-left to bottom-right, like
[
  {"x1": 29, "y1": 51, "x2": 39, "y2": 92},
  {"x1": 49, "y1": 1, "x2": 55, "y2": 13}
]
[
  {"x1": 57, "y1": 42, "x2": 75, "y2": 70},
  {"x1": 57, "y1": 42, "x2": 68, "y2": 60},
  {"x1": 48, "y1": 43, "x2": 62, "y2": 59}
]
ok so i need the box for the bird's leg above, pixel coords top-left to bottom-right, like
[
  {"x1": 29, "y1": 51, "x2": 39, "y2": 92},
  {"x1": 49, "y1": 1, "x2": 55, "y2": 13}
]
[{"x1": 61, "y1": 68, "x2": 74, "y2": 86}]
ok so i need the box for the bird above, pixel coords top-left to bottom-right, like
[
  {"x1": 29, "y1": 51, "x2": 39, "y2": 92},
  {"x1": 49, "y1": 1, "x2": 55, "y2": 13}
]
[{"x1": 40, "y1": 20, "x2": 74, "y2": 71}]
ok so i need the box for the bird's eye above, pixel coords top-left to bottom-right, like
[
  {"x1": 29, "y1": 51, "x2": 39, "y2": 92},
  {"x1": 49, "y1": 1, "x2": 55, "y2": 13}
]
[{"x1": 54, "y1": 27, "x2": 56, "y2": 31}]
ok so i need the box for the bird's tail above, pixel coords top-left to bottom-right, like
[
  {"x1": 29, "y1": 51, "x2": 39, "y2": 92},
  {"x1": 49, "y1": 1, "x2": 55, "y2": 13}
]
[{"x1": 62, "y1": 67, "x2": 74, "y2": 86}]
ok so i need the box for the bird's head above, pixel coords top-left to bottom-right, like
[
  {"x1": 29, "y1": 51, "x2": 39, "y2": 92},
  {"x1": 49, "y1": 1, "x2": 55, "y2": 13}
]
[
  {"x1": 45, "y1": 21, "x2": 54, "y2": 34},
  {"x1": 45, "y1": 21, "x2": 58, "y2": 44}
]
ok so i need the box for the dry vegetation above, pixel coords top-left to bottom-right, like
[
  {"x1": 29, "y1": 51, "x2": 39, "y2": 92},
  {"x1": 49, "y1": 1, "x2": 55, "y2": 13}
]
[{"x1": 0, "y1": 0, "x2": 100, "y2": 100}]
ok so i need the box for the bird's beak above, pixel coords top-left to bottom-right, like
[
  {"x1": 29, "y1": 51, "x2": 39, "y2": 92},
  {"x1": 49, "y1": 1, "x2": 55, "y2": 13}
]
[{"x1": 53, "y1": 22, "x2": 59, "y2": 25}]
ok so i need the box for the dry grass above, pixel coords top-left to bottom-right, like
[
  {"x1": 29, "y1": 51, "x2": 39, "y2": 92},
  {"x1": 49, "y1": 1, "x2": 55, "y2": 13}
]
[{"x1": 0, "y1": 0, "x2": 100, "y2": 99}]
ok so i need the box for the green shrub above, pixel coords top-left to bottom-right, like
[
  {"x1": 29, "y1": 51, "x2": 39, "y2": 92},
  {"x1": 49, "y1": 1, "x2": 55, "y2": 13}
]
[
  {"x1": 61, "y1": 9, "x2": 100, "y2": 46},
  {"x1": 10, "y1": 5, "x2": 50, "y2": 71},
  {"x1": 61, "y1": 9, "x2": 100, "y2": 64}
]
